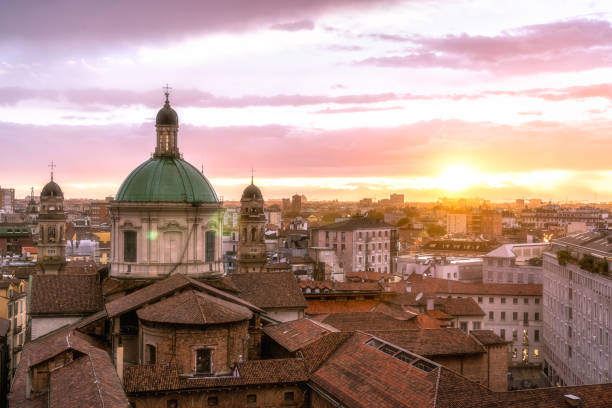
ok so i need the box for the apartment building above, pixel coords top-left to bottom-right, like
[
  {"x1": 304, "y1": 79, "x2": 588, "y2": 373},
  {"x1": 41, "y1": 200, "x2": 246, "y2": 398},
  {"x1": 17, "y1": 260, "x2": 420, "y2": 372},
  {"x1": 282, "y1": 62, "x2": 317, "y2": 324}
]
[
  {"x1": 542, "y1": 230, "x2": 612, "y2": 386},
  {"x1": 407, "y1": 275, "x2": 543, "y2": 367},
  {"x1": 483, "y1": 243, "x2": 550, "y2": 284},
  {"x1": 310, "y1": 217, "x2": 397, "y2": 278}
]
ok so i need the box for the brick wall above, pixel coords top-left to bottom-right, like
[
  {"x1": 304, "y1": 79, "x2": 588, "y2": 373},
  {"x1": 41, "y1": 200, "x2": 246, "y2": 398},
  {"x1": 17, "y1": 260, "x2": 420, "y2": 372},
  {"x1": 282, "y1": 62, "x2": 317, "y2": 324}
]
[
  {"x1": 128, "y1": 384, "x2": 306, "y2": 408},
  {"x1": 487, "y1": 344, "x2": 509, "y2": 392},
  {"x1": 141, "y1": 320, "x2": 249, "y2": 376}
]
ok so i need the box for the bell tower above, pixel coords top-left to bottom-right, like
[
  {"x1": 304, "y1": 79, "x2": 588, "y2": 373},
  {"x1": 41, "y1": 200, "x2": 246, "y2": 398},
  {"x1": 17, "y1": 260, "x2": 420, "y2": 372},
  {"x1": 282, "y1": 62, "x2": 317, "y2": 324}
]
[
  {"x1": 236, "y1": 176, "x2": 267, "y2": 273},
  {"x1": 37, "y1": 162, "x2": 67, "y2": 274},
  {"x1": 154, "y1": 85, "x2": 180, "y2": 158}
]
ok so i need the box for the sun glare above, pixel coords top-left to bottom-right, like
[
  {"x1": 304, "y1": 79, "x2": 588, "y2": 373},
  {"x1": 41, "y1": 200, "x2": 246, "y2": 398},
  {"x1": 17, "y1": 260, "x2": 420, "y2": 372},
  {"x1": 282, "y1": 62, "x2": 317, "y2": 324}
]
[{"x1": 436, "y1": 165, "x2": 480, "y2": 191}]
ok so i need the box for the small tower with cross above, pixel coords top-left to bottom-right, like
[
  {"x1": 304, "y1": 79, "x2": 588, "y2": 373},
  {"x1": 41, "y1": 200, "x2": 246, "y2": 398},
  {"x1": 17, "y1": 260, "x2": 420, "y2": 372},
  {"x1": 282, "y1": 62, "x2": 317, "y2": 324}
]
[
  {"x1": 38, "y1": 162, "x2": 67, "y2": 274},
  {"x1": 154, "y1": 84, "x2": 181, "y2": 158},
  {"x1": 237, "y1": 172, "x2": 267, "y2": 273}
]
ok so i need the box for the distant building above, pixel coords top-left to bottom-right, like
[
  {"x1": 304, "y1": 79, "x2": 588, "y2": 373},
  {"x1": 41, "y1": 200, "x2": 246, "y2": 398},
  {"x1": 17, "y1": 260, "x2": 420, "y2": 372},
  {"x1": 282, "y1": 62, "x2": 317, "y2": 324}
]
[
  {"x1": 291, "y1": 194, "x2": 302, "y2": 213},
  {"x1": 310, "y1": 217, "x2": 397, "y2": 278},
  {"x1": 543, "y1": 230, "x2": 612, "y2": 386},
  {"x1": 0, "y1": 188, "x2": 15, "y2": 214},
  {"x1": 37, "y1": 175, "x2": 67, "y2": 274},
  {"x1": 483, "y1": 243, "x2": 550, "y2": 284},
  {"x1": 389, "y1": 193, "x2": 404, "y2": 206},
  {"x1": 397, "y1": 255, "x2": 482, "y2": 282}
]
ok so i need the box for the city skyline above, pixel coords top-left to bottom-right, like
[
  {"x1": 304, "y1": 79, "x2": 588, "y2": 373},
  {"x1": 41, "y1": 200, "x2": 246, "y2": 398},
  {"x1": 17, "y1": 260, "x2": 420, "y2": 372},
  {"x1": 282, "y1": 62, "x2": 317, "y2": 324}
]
[{"x1": 3, "y1": 0, "x2": 612, "y2": 201}]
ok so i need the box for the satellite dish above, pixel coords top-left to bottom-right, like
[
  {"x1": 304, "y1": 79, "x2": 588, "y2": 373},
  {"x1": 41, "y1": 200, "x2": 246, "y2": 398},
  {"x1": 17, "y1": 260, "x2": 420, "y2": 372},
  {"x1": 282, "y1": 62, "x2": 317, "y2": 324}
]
[{"x1": 415, "y1": 292, "x2": 423, "y2": 301}]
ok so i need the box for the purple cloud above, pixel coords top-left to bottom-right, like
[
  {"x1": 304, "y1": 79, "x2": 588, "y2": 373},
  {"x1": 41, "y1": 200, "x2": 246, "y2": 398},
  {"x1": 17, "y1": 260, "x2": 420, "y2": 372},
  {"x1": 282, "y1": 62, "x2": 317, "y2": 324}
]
[
  {"x1": 269, "y1": 19, "x2": 315, "y2": 31},
  {"x1": 358, "y1": 18, "x2": 612, "y2": 75}
]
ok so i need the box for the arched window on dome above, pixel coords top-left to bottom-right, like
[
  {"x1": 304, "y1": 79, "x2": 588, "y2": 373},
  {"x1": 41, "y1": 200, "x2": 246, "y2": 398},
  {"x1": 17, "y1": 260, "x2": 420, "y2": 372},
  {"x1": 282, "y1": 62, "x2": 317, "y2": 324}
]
[{"x1": 124, "y1": 231, "x2": 137, "y2": 263}]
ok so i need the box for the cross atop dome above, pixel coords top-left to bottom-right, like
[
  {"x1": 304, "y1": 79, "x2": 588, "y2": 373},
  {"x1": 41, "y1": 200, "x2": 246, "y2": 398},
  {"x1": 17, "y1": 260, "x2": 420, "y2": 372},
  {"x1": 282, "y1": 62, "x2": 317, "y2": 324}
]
[{"x1": 163, "y1": 83, "x2": 172, "y2": 105}]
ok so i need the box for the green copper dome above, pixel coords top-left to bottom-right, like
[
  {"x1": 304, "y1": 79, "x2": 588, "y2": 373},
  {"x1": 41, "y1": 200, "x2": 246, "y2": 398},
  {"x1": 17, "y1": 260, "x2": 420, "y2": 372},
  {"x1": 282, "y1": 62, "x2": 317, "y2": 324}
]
[{"x1": 116, "y1": 157, "x2": 218, "y2": 203}]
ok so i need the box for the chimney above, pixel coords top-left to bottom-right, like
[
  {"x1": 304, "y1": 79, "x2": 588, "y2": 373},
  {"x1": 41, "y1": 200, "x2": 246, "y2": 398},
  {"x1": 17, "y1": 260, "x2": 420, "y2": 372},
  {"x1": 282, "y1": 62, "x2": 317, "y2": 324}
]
[
  {"x1": 564, "y1": 395, "x2": 581, "y2": 407},
  {"x1": 426, "y1": 297, "x2": 435, "y2": 311}
]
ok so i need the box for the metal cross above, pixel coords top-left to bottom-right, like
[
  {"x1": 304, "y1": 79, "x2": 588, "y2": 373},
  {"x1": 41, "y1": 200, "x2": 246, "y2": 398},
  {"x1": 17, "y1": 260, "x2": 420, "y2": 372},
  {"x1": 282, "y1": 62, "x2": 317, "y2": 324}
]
[
  {"x1": 48, "y1": 161, "x2": 56, "y2": 181},
  {"x1": 163, "y1": 84, "x2": 172, "y2": 103}
]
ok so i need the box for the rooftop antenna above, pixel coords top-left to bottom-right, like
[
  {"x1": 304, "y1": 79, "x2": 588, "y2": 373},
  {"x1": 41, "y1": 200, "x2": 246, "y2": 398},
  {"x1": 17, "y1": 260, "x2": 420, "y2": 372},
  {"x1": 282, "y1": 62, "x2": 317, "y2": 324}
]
[
  {"x1": 30, "y1": 186, "x2": 34, "y2": 200},
  {"x1": 163, "y1": 83, "x2": 172, "y2": 104},
  {"x1": 251, "y1": 167, "x2": 254, "y2": 185},
  {"x1": 201, "y1": 163, "x2": 204, "y2": 174},
  {"x1": 48, "y1": 160, "x2": 56, "y2": 181}
]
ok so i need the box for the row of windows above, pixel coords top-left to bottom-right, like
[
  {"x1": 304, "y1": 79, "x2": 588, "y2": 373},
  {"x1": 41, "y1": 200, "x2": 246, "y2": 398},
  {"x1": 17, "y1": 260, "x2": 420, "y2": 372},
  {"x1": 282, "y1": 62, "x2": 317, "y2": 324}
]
[
  {"x1": 357, "y1": 255, "x2": 388, "y2": 264},
  {"x1": 477, "y1": 296, "x2": 540, "y2": 305},
  {"x1": 123, "y1": 230, "x2": 216, "y2": 263},
  {"x1": 488, "y1": 311, "x2": 540, "y2": 321}
]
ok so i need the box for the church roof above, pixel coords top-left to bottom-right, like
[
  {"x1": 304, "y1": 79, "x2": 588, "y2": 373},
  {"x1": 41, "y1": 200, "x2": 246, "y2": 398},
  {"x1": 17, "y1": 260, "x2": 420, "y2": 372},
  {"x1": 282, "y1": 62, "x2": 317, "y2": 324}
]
[
  {"x1": 230, "y1": 272, "x2": 308, "y2": 310},
  {"x1": 115, "y1": 157, "x2": 218, "y2": 203},
  {"x1": 241, "y1": 183, "x2": 263, "y2": 200},
  {"x1": 41, "y1": 180, "x2": 63, "y2": 198},
  {"x1": 29, "y1": 274, "x2": 104, "y2": 316},
  {"x1": 136, "y1": 289, "x2": 252, "y2": 325}
]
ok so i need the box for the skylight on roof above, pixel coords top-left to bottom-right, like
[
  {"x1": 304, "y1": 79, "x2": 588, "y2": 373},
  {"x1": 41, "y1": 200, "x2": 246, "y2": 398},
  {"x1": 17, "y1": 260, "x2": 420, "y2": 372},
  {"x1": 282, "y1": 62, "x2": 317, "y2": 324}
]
[{"x1": 365, "y1": 336, "x2": 439, "y2": 373}]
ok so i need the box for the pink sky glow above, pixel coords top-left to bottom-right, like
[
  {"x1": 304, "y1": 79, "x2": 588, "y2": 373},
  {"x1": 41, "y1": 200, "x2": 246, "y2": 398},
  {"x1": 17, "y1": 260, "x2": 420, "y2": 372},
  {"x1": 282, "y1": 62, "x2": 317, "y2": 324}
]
[{"x1": 2, "y1": 0, "x2": 612, "y2": 202}]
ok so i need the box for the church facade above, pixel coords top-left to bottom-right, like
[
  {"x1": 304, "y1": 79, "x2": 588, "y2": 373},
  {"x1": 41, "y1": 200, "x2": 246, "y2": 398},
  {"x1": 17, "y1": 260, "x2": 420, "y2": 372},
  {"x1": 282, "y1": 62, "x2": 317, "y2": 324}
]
[{"x1": 110, "y1": 92, "x2": 225, "y2": 279}]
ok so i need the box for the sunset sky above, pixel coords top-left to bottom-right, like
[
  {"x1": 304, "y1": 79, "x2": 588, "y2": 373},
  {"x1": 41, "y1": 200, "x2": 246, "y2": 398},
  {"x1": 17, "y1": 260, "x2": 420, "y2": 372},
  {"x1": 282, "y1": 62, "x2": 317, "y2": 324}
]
[{"x1": 2, "y1": 0, "x2": 612, "y2": 202}]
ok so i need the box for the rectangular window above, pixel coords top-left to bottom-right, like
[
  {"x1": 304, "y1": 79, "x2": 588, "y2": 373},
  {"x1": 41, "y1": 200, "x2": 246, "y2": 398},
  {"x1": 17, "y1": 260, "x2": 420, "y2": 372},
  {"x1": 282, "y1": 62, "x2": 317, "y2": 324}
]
[
  {"x1": 512, "y1": 329, "x2": 517, "y2": 340},
  {"x1": 7, "y1": 304, "x2": 11, "y2": 318},
  {"x1": 501, "y1": 312, "x2": 506, "y2": 321},
  {"x1": 535, "y1": 297, "x2": 540, "y2": 304},
  {"x1": 488, "y1": 311, "x2": 494, "y2": 320},
  {"x1": 513, "y1": 298, "x2": 518, "y2": 304},
  {"x1": 523, "y1": 312, "x2": 529, "y2": 322},
  {"x1": 205, "y1": 230, "x2": 216, "y2": 262},
  {"x1": 524, "y1": 298, "x2": 529, "y2": 304},
  {"x1": 460, "y1": 322, "x2": 468, "y2": 333},
  {"x1": 489, "y1": 297, "x2": 494, "y2": 304},
  {"x1": 513, "y1": 312, "x2": 518, "y2": 321},
  {"x1": 534, "y1": 330, "x2": 540, "y2": 342},
  {"x1": 145, "y1": 344, "x2": 156, "y2": 364},
  {"x1": 196, "y1": 349, "x2": 212, "y2": 374},
  {"x1": 501, "y1": 297, "x2": 506, "y2": 304},
  {"x1": 473, "y1": 322, "x2": 481, "y2": 330},
  {"x1": 534, "y1": 312, "x2": 540, "y2": 321},
  {"x1": 124, "y1": 231, "x2": 137, "y2": 262},
  {"x1": 500, "y1": 329, "x2": 506, "y2": 340},
  {"x1": 477, "y1": 297, "x2": 483, "y2": 304}
]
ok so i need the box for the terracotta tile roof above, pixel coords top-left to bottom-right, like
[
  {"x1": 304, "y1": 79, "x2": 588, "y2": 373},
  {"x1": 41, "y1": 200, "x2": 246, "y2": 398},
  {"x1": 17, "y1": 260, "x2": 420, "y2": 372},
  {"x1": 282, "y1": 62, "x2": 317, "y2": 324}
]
[
  {"x1": 105, "y1": 274, "x2": 263, "y2": 318},
  {"x1": 299, "y1": 281, "x2": 333, "y2": 290},
  {"x1": 371, "y1": 303, "x2": 418, "y2": 321},
  {"x1": 63, "y1": 259, "x2": 100, "y2": 275},
  {"x1": 309, "y1": 332, "x2": 439, "y2": 408},
  {"x1": 263, "y1": 318, "x2": 335, "y2": 352},
  {"x1": 470, "y1": 330, "x2": 508, "y2": 346},
  {"x1": 9, "y1": 325, "x2": 127, "y2": 408},
  {"x1": 435, "y1": 297, "x2": 485, "y2": 317},
  {"x1": 137, "y1": 289, "x2": 252, "y2": 325},
  {"x1": 425, "y1": 309, "x2": 453, "y2": 320},
  {"x1": 416, "y1": 314, "x2": 446, "y2": 329},
  {"x1": 345, "y1": 271, "x2": 394, "y2": 282},
  {"x1": 123, "y1": 358, "x2": 308, "y2": 393},
  {"x1": 406, "y1": 275, "x2": 542, "y2": 297},
  {"x1": 201, "y1": 276, "x2": 241, "y2": 293},
  {"x1": 298, "y1": 332, "x2": 353, "y2": 373},
  {"x1": 305, "y1": 299, "x2": 379, "y2": 315},
  {"x1": 102, "y1": 277, "x2": 150, "y2": 297},
  {"x1": 367, "y1": 329, "x2": 485, "y2": 357},
  {"x1": 315, "y1": 312, "x2": 420, "y2": 331},
  {"x1": 1, "y1": 265, "x2": 40, "y2": 280},
  {"x1": 493, "y1": 384, "x2": 612, "y2": 408},
  {"x1": 230, "y1": 272, "x2": 307, "y2": 309},
  {"x1": 49, "y1": 349, "x2": 129, "y2": 408},
  {"x1": 29, "y1": 274, "x2": 104, "y2": 315},
  {"x1": 384, "y1": 292, "x2": 422, "y2": 306},
  {"x1": 335, "y1": 281, "x2": 381, "y2": 292}
]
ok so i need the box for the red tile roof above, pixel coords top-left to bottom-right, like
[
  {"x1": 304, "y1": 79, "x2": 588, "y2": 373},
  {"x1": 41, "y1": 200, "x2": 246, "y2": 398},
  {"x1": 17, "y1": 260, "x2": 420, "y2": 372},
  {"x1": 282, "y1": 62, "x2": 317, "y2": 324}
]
[
  {"x1": 29, "y1": 274, "x2": 104, "y2": 316},
  {"x1": 230, "y1": 272, "x2": 307, "y2": 309},
  {"x1": 9, "y1": 325, "x2": 128, "y2": 408},
  {"x1": 314, "y1": 312, "x2": 420, "y2": 331},
  {"x1": 405, "y1": 275, "x2": 542, "y2": 297},
  {"x1": 104, "y1": 274, "x2": 263, "y2": 318},
  {"x1": 366, "y1": 329, "x2": 485, "y2": 357},
  {"x1": 123, "y1": 358, "x2": 309, "y2": 393},
  {"x1": 470, "y1": 330, "x2": 508, "y2": 346},
  {"x1": 263, "y1": 318, "x2": 335, "y2": 352},
  {"x1": 435, "y1": 297, "x2": 485, "y2": 317},
  {"x1": 137, "y1": 289, "x2": 252, "y2": 325},
  {"x1": 305, "y1": 299, "x2": 379, "y2": 315},
  {"x1": 345, "y1": 271, "x2": 394, "y2": 282}
]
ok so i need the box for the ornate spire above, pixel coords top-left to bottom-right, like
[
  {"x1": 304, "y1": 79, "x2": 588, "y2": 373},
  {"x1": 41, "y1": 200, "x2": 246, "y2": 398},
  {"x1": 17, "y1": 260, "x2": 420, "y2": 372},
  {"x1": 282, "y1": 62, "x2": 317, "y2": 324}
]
[{"x1": 163, "y1": 83, "x2": 172, "y2": 106}]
